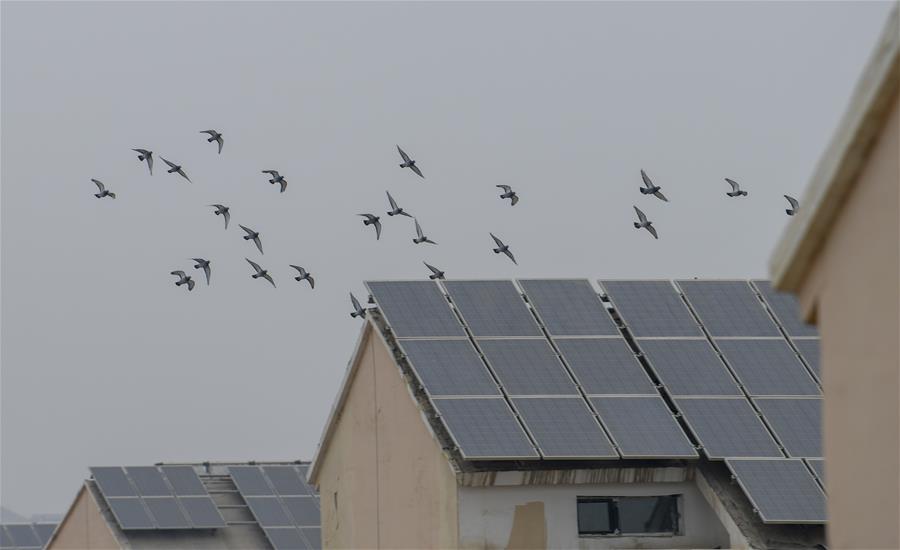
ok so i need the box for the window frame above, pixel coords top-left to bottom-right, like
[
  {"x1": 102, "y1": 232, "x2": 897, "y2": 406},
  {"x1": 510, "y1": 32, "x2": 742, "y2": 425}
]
[{"x1": 576, "y1": 494, "x2": 682, "y2": 538}]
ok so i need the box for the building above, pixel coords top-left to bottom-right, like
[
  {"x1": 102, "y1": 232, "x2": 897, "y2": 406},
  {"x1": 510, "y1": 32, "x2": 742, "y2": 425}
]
[
  {"x1": 47, "y1": 462, "x2": 320, "y2": 550},
  {"x1": 770, "y1": 5, "x2": 899, "y2": 549},
  {"x1": 309, "y1": 279, "x2": 826, "y2": 549},
  {"x1": 1, "y1": 522, "x2": 57, "y2": 549}
]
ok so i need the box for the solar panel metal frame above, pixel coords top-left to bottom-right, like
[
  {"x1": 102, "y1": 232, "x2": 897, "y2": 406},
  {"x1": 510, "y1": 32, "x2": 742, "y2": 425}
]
[
  {"x1": 598, "y1": 279, "x2": 703, "y2": 338},
  {"x1": 365, "y1": 280, "x2": 466, "y2": 338},
  {"x1": 105, "y1": 497, "x2": 156, "y2": 530},
  {"x1": 636, "y1": 339, "x2": 742, "y2": 397},
  {"x1": 476, "y1": 338, "x2": 579, "y2": 396},
  {"x1": 588, "y1": 396, "x2": 698, "y2": 459},
  {"x1": 396, "y1": 339, "x2": 500, "y2": 397},
  {"x1": 431, "y1": 397, "x2": 539, "y2": 460},
  {"x1": 715, "y1": 338, "x2": 821, "y2": 397},
  {"x1": 676, "y1": 280, "x2": 781, "y2": 338},
  {"x1": 511, "y1": 397, "x2": 618, "y2": 459},
  {"x1": 792, "y1": 338, "x2": 821, "y2": 382},
  {"x1": 806, "y1": 459, "x2": 825, "y2": 486},
  {"x1": 751, "y1": 280, "x2": 819, "y2": 338},
  {"x1": 442, "y1": 280, "x2": 543, "y2": 337},
  {"x1": 753, "y1": 397, "x2": 823, "y2": 458},
  {"x1": 300, "y1": 526, "x2": 321, "y2": 550},
  {"x1": 553, "y1": 337, "x2": 657, "y2": 396},
  {"x1": 674, "y1": 397, "x2": 783, "y2": 459},
  {"x1": 517, "y1": 279, "x2": 619, "y2": 337},
  {"x1": 726, "y1": 459, "x2": 826, "y2": 524}
]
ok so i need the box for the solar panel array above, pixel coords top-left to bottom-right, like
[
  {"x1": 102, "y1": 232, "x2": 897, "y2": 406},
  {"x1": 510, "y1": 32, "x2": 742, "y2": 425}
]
[
  {"x1": 229, "y1": 465, "x2": 321, "y2": 550},
  {"x1": 89, "y1": 466, "x2": 226, "y2": 530},
  {"x1": 726, "y1": 459, "x2": 826, "y2": 523},
  {"x1": 0, "y1": 523, "x2": 56, "y2": 550}
]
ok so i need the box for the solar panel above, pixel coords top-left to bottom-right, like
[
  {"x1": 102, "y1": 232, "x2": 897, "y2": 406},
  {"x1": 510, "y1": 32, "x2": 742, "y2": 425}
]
[
  {"x1": 675, "y1": 398, "x2": 782, "y2": 458},
  {"x1": 263, "y1": 466, "x2": 312, "y2": 496},
  {"x1": 5, "y1": 525, "x2": 39, "y2": 548},
  {"x1": 245, "y1": 497, "x2": 294, "y2": 527},
  {"x1": 554, "y1": 338, "x2": 656, "y2": 395},
  {"x1": 0, "y1": 526, "x2": 14, "y2": 548},
  {"x1": 793, "y1": 339, "x2": 821, "y2": 381},
  {"x1": 600, "y1": 280, "x2": 701, "y2": 337},
  {"x1": 478, "y1": 339, "x2": 578, "y2": 395},
  {"x1": 144, "y1": 497, "x2": 190, "y2": 529},
  {"x1": 726, "y1": 459, "x2": 826, "y2": 523},
  {"x1": 365, "y1": 281, "x2": 465, "y2": 338},
  {"x1": 398, "y1": 339, "x2": 499, "y2": 396},
  {"x1": 34, "y1": 523, "x2": 56, "y2": 545},
  {"x1": 178, "y1": 497, "x2": 226, "y2": 528},
  {"x1": 518, "y1": 279, "x2": 619, "y2": 336},
  {"x1": 106, "y1": 497, "x2": 155, "y2": 530},
  {"x1": 589, "y1": 397, "x2": 697, "y2": 458},
  {"x1": 160, "y1": 466, "x2": 208, "y2": 496},
  {"x1": 229, "y1": 466, "x2": 273, "y2": 496},
  {"x1": 90, "y1": 466, "x2": 136, "y2": 497},
  {"x1": 677, "y1": 280, "x2": 780, "y2": 337},
  {"x1": 125, "y1": 466, "x2": 172, "y2": 497},
  {"x1": 283, "y1": 497, "x2": 320, "y2": 526},
  {"x1": 807, "y1": 459, "x2": 825, "y2": 484},
  {"x1": 754, "y1": 398, "x2": 822, "y2": 458},
  {"x1": 637, "y1": 339, "x2": 741, "y2": 396},
  {"x1": 443, "y1": 281, "x2": 542, "y2": 337},
  {"x1": 512, "y1": 398, "x2": 617, "y2": 458},
  {"x1": 264, "y1": 527, "x2": 311, "y2": 550},
  {"x1": 752, "y1": 281, "x2": 818, "y2": 338},
  {"x1": 432, "y1": 398, "x2": 538, "y2": 459},
  {"x1": 716, "y1": 339, "x2": 820, "y2": 396},
  {"x1": 301, "y1": 527, "x2": 321, "y2": 550}
]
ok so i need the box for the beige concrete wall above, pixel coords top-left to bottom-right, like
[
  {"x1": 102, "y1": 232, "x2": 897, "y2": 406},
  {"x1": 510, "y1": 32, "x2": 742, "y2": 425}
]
[
  {"x1": 798, "y1": 95, "x2": 900, "y2": 549},
  {"x1": 315, "y1": 324, "x2": 459, "y2": 549},
  {"x1": 48, "y1": 485, "x2": 120, "y2": 549}
]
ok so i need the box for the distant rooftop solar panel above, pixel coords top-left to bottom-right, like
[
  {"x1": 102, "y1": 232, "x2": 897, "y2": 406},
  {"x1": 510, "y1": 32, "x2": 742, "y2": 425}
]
[
  {"x1": 4, "y1": 525, "x2": 39, "y2": 548},
  {"x1": 793, "y1": 339, "x2": 821, "y2": 381},
  {"x1": 143, "y1": 497, "x2": 190, "y2": 529},
  {"x1": 263, "y1": 466, "x2": 311, "y2": 496},
  {"x1": 512, "y1": 397, "x2": 617, "y2": 458},
  {"x1": 600, "y1": 280, "x2": 701, "y2": 337},
  {"x1": 432, "y1": 398, "x2": 538, "y2": 459},
  {"x1": 478, "y1": 339, "x2": 578, "y2": 396},
  {"x1": 677, "y1": 280, "x2": 780, "y2": 337},
  {"x1": 34, "y1": 523, "x2": 56, "y2": 546},
  {"x1": 675, "y1": 398, "x2": 782, "y2": 459},
  {"x1": 283, "y1": 497, "x2": 320, "y2": 526},
  {"x1": 0, "y1": 526, "x2": 14, "y2": 548},
  {"x1": 265, "y1": 527, "x2": 311, "y2": 550},
  {"x1": 754, "y1": 398, "x2": 822, "y2": 458},
  {"x1": 106, "y1": 497, "x2": 155, "y2": 530},
  {"x1": 398, "y1": 339, "x2": 499, "y2": 396},
  {"x1": 716, "y1": 339, "x2": 820, "y2": 396},
  {"x1": 443, "y1": 281, "x2": 542, "y2": 337},
  {"x1": 726, "y1": 459, "x2": 826, "y2": 523},
  {"x1": 752, "y1": 281, "x2": 818, "y2": 338},
  {"x1": 637, "y1": 339, "x2": 741, "y2": 396},
  {"x1": 554, "y1": 338, "x2": 656, "y2": 395},
  {"x1": 518, "y1": 279, "x2": 619, "y2": 336},
  {"x1": 160, "y1": 466, "x2": 208, "y2": 496},
  {"x1": 229, "y1": 466, "x2": 273, "y2": 496},
  {"x1": 301, "y1": 527, "x2": 322, "y2": 550},
  {"x1": 366, "y1": 281, "x2": 465, "y2": 338},
  {"x1": 178, "y1": 497, "x2": 226, "y2": 528},
  {"x1": 589, "y1": 396, "x2": 697, "y2": 458},
  {"x1": 245, "y1": 497, "x2": 294, "y2": 527},
  {"x1": 90, "y1": 466, "x2": 137, "y2": 497},
  {"x1": 125, "y1": 466, "x2": 172, "y2": 497}
]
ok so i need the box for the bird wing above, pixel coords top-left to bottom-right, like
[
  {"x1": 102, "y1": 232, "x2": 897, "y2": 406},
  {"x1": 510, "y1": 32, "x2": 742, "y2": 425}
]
[
  {"x1": 160, "y1": 157, "x2": 177, "y2": 169},
  {"x1": 387, "y1": 191, "x2": 399, "y2": 210},
  {"x1": 202, "y1": 265, "x2": 211, "y2": 284},
  {"x1": 374, "y1": 219, "x2": 382, "y2": 240},
  {"x1": 307, "y1": 276, "x2": 315, "y2": 289},
  {"x1": 490, "y1": 233, "x2": 505, "y2": 248},
  {"x1": 171, "y1": 270, "x2": 186, "y2": 278},
  {"x1": 289, "y1": 264, "x2": 303, "y2": 274},
  {"x1": 424, "y1": 262, "x2": 439, "y2": 275},
  {"x1": 200, "y1": 130, "x2": 216, "y2": 136},
  {"x1": 725, "y1": 178, "x2": 740, "y2": 192},
  {"x1": 414, "y1": 219, "x2": 424, "y2": 239},
  {"x1": 222, "y1": 209, "x2": 230, "y2": 229},
  {"x1": 177, "y1": 168, "x2": 191, "y2": 182},
  {"x1": 654, "y1": 190, "x2": 669, "y2": 202},
  {"x1": 410, "y1": 164, "x2": 424, "y2": 178},
  {"x1": 253, "y1": 236, "x2": 264, "y2": 254},
  {"x1": 510, "y1": 194, "x2": 519, "y2": 206},
  {"x1": 641, "y1": 170, "x2": 653, "y2": 189},
  {"x1": 785, "y1": 195, "x2": 799, "y2": 209},
  {"x1": 133, "y1": 148, "x2": 150, "y2": 155},
  {"x1": 646, "y1": 225, "x2": 659, "y2": 239},
  {"x1": 216, "y1": 135, "x2": 223, "y2": 154},
  {"x1": 351, "y1": 293, "x2": 362, "y2": 311},
  {"x1": 239, "y1": 224, "x2": 255, "y2": 236},
  {"x1": 397, "y1": 145, "x2": 411, "y2": 164},
  {"x1": 504, "y1": 249, "x2": 518, "y2": 265},
  {"x1": 496, "y1": 184, "x2": 512, "y2": 193},
  {"x1": 633, "y1": 206, "x2": 647, "y2": 224},
  {"x1": 262, "y1": 170, "x2": 279, "y2": 177},
  {"x1": 279, "y1": 180, "x2": 287, "y2": 193},
  {"x1": 187, "y1": 278, "x2": 195, "y2": 291},
  {"x1": 146, "y1": 154, "x2": 153, "y2": 174},
  {"x1": 262, "y1": 273, "x2": 276, "y2": 288},
  {"x1": 245, "y1": 258, "x2": 263, "y2": 273},
  {"x1": 359, "y1": 214, "x2": 374, "y2": 221},
  {"x1": 92, "y1": 179, "x2": 105, "y2": 192}
]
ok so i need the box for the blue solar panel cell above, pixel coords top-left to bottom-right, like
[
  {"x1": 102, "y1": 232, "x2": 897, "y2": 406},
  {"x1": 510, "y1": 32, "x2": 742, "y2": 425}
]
[
  {"x1": 126, "y1": 466, "x2": 172, "y2": 497},
  {"x1": 638, "y1": 339, "x2": 741, "y2": 396},
  {"x1": 443, "y1": 281, "x2": 542, "y2": 337},
  {"x1": 677, "y1": 280, "x2": 780, "y2": 337},
  {"x1": 589, "y1": 396, "x2": 697, "y2": 458},
  {"x1": 432, "y1": 398, "x2": 538, "y2": 459},
  {"x1": 717, "y1": 339, "x2": 820, "y2": 396},
  {"x1": 478, "y1": 339, "x2": 578, "y2": 396},
  {"x1": 555, "y1": 338, "x2": 656, "y2": 395},
  {"x1": 229, "y1": 466, "x2": 273, "y2": 496},
  {"x1": 161, "y1": 466, "x2": 208, "y2": 496},
  {"x1": 518, "y1": 279, "x2": 619, "y2": 336},
  {"x1": 600, "y1": 280, "x2": 701, "y2": 337},
  {"x1": 512, "y1": 397, "x2": 617, "y2": 458},
  {"x1": 398, "y1": 339, "x2": 499, "y2": 396},
  {"x1": 106, "y1": 498, "x2": 155, "y2": 530},
  {"x1": 90, "y1": 466, "x2": 137, "y2": 497},
  {"x1": 178, "y1": 497, "x2": 226, "y2": 528},
  {"x1": 726, "y1": 459, "x2": 826, "y2": 523},
  {"x1": 143, "y1": 497, "x2": 190, "y2": 529},
  {"x1": 675, "y1": 398, "x2": 782, "y2": 459},
  {"x1": 366, "y1": 281, "x2": 465, "y2": 338},
  {"x1": 754, "y1": 398, "x2": 822, "y2": 458},
  {"x1": 4, "y1": 525, "x2": 39, "y2": 548},
  {"x1": 752, "y1": 281, "x2": 818, "y2": 338}
]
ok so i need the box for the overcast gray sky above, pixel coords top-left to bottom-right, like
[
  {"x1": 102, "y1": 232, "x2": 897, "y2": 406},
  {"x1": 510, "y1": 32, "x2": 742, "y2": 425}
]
[{"x1": 1, "y1": 0, "x2": 893, "y2": 516}]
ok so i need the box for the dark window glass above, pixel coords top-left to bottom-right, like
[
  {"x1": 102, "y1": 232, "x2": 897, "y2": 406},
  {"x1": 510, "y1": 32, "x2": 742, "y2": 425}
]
[
  {"x1": 577, "y1": 495, "x2": 679, "y2": 536},
  {"x1": 577, "y1": 498, "x2": 614, "y2": 535}
]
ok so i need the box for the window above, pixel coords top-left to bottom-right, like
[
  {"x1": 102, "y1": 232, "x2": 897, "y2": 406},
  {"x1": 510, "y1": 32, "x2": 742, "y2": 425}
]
[{"x1": 577, "y1": 495, "x2": 680, "y2": 536}]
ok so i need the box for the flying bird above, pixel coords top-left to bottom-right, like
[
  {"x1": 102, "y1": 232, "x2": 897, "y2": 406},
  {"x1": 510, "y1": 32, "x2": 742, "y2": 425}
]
[
  {"x1": 639, "y1": 170, "x2": 668, "y2": 202},
  {"x1": 724, "y1": 178, "x2": 748, "y2": 197},
  {"x1": 496, "y1": 185, "x2": 519, "y2": 206},
  {"x1": 200, "y1": 130, "x2": 224, "y2": 154},
  {"x1": 397, "y1": 145, "x2": 424, "y2": 178},
  {"x1": 262, "y1": 170, "x2": 287, "y2": 193},
  {"x1": 192, "y1": 258, "x2": 211, "y2": 285},
  {"x1": 91, "y1": 179, "x2": 116, "y2": 199},
  {"x1": 633, "y1": 206, "x2": 658, "y2": 239},
  {"x1": 386, "y1": 191, "x2": 412, "y2": 217},
  {"x1": 160, "y1": 157, "x2": 191, "y2": 182},
  {"x1": 413, "y1": 219, "x2": 436, "y2": 245},
  {"x1": 170, "y1": 270, "x2": 195, "y2": 291},
  {"x1": 290, "y1": 265, "x2": 315, "y2": 288},
  {"x1": 358, "y1": 214, "x2": 382, "y2": 240},
  {"x1": 784, "y1": 195, "x2": 799, "y2": 216},
  {"x1": 350, "y1": 293, "x2": 366, "y2": 318},
  {"x1": 246, "y1": 258, "x2": 276, "y2": 287},
  {"x1": 490, "y1": 233, "x2": 517, "y2": 265},
  {"x1": 424, "y1": 261, "x2": 445, "y2": 280},
  {"x1": 209, "y1": 204, "x2": 230, "y2": 229},
  {"x1": 239, "y1": 224, "x2": 264, "y2": 254},
  {"x1": 132, "y1": 149, "x2": 153, "y2": 175}
]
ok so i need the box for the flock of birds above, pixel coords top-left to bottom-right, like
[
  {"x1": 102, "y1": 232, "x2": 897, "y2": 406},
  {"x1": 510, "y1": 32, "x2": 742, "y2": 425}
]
[{"x1": 90, "y1": 136, "x2": 800, "y2": 318}]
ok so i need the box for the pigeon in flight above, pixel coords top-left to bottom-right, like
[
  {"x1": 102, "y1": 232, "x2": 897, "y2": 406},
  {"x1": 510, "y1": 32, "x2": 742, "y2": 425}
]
[
  {"x1": 91, "y1": 179, "x2": 116, "y2": 199},
  {"x1": 358, "y1": 214, "x2": 382, "y2": 240},
  {"x1": 192, "y1": 258, "x2": 211, "y2": 285},
  {"x1": 424, "y1": 261, "x2": 445, "y2": 280},
  {"x1": 639, "y1": 170, "x2": 668, "y2": 202},
  {"x1": 290, "y1": 265, "x2": 315, "y2": 288},
  {"x1": 262, "y1": 170, "x2": 287, "y2": 193},
  {"x1": 397, "y1": 146, "x2": 424, "y2": 178},
  {"x1": 246, "y1": 258, "x2": 276, "y2": 287},
  {"x1": 209, "y1": 204, "x2": 230, "y2": 229},
  {"x1": 350, "y1": 293, "x2": 366, "y2": 318},
  {"x1": 725, "y1": 178, "x2": 748, "y2": 197},
  {"x1": 496, "y1": 185, "x2": 519, "y2": 206},
  {"x1": 784, "y1": 195, "x2": 799, "y2": 216},
  {"x1": 160, "y1": 157, "x2": 191, "y2": 182},
  {"x1": 490, "y1": 233, "x2": 517, "y2": 265},
  {"x1": 633, "y1": 206, "x2": 658, "y2": 239},
  {"x1": 386, "y1": 191, "x2": 412, "y2": 217},
  {"x1": 413, "y1": 219, "x2": 437, "y2": 245},
  {"x1": 170, "y1": 270, "x2": 195, "y2": 291},
  {"x1": 132, "y1": 149, "x2": 153, "y2": 175},
  {"x1": 239, "y1": 224, "x2": 264, "y2": 254},
  {"x1": 200, "y1": 130, "x2": 224, "y2": 154}
]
